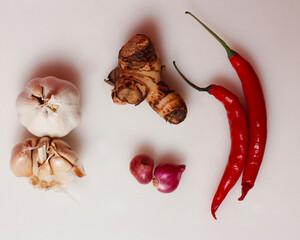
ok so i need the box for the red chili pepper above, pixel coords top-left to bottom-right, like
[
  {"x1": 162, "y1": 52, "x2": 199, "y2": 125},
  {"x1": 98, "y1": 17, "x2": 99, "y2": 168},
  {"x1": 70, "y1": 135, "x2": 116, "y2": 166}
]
[
  {"x1": 173, "y1": 61, "x2": 248, "y2": 219},
  {"x1": 186, "y1": 12, "x2": 267, "y2": 200}
]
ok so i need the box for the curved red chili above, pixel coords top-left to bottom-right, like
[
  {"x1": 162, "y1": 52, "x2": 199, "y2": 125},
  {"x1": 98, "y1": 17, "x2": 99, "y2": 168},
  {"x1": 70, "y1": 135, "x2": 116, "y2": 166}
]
[
  {"x1": 186, "y1": 11, "x2": 267, "y2": 200},
  {"x1": 173, "y1": 61, "x2": 248, "y2": 219}
]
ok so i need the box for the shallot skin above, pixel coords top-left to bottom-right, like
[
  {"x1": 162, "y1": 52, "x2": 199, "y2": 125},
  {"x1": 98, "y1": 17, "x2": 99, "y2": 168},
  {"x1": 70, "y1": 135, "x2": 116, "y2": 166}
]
[
  {"x1": 153, "y1": 163, "x2": 186, "y2": 193},
  {"x1": 130, "y1": 154, "x2": 154, "y2": 184}
]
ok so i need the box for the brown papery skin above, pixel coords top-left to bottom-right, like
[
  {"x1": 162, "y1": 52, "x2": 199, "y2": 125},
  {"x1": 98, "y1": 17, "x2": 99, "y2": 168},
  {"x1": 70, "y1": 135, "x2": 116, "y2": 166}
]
[{"x1": 105, "y1": 34, "x2": 187, "y2": 124}]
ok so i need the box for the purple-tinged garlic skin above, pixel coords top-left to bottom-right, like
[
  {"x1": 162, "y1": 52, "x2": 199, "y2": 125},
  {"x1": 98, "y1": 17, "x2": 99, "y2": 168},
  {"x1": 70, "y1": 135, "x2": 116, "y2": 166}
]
[
  {"x1": 16, "y1": 76, "x2": 81, "y2": 138},
  {"x1": 130, "y1": 154, "x2": 154, "y2": 184},
  {"x1": 153, "y1": 163, "x2": 186, "y2": 193},
  {"x1": 10, "y1": 137, "x2": 85, "y2": 190}
]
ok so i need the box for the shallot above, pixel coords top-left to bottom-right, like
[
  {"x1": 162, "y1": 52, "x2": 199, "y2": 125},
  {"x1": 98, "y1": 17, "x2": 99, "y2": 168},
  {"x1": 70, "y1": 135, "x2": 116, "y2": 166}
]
[
  {"x1": 130, "y1": 154, "x2": 154, "y2": 184},
  {"x1": 152, "y1": 163, "x2": 186, "y2": 193}
]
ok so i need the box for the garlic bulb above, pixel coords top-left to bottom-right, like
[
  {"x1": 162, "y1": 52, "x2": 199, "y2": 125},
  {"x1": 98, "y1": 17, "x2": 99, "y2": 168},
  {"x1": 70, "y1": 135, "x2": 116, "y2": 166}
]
[
  {"x1": 16, "y1": 76, "x2": 81, "y2": 137},
  {"x1": 10, "y1": 137, "x2": 85, "y2": 190}
]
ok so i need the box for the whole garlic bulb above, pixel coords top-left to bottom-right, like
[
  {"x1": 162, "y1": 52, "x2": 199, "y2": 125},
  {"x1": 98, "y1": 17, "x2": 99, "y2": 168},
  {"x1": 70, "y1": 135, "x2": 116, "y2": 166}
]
[
  {"x1": 16, "y1": 76, "x2": 81, "y2": 137},
  {"x1": 10, "y1": 137, "x2": 85, "y2": 190}
]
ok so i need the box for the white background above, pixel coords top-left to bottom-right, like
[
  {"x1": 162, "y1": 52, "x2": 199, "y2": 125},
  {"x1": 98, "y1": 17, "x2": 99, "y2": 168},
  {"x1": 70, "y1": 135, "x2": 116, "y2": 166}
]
[{"x1": 1, "y1": 0, "x2": 300, "y2": 239}]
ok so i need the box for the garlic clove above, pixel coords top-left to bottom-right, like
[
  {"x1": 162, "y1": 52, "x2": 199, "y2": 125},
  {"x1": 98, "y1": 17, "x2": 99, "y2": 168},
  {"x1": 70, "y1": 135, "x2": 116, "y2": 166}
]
[
  {"x1": 38, "y1": 160, "x2": 53, "y2": 179},
  {"x1": 49, "y1": 156, "x2": 73, "y2": 174},
  {"x1": 56, "y1": 147, "x2": 78, "y2": 165},
  {"x1": 37, "y1": 144, "x2": 47, "y2": 164},
  {"x1": 10, "y1": 137, "x2": 41, "y2": 177},
  {"x1": 10, "y1": 142, "x2": 33, "y2": 177},
  {"x1": 51, "y1": 143, "x2": 86, "y2": 177},
  {"x1": 36, "y1": 137, "x2": 51, "y2": 164},
  {"x1": 73, "y1": 161, "x2": 86, "y2": 178},
  {"x1": 24, "y1": 137, "x2": 39, "y2": 148},
  {"x1": 38, "y1": 137, "x2": 51, "y2": 149},
  {"x1": 32, "y1": 137, "x2": 50, "y2": 176},
  {"x1": 51, "y1": 138, "x2": 71, "y2": 150},
  {"x1": 31, "y1": 149, "x2": 40, "y2": 177}
]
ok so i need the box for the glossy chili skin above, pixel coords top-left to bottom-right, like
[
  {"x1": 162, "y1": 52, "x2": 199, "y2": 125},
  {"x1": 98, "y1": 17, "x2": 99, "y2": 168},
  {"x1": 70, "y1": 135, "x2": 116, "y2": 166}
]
[
  {"x1": 173, "y1": 61, "x2": 249, "y2": 219},
  {"x1": 229, "y1": 54, "x2": 267, "y2": 200},
  {"x1": 209, "y1": 84, "x2": 249, "y2": 219},
  {"x1": 185, "y1": 11, "x2": 268, "y2": 200}
]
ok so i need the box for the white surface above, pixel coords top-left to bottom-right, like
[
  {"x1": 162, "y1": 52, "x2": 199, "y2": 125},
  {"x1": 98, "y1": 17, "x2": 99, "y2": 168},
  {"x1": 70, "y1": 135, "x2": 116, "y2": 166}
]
[{"x1": 1, "y1": 0, "x2": 300, "y2": 239}]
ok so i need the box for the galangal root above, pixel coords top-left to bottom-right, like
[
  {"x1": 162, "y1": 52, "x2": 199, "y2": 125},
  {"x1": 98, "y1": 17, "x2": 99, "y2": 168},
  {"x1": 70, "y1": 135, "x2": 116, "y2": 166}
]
[{"x1": 105, "y1": 34, "x2": 187, "y2": 124}]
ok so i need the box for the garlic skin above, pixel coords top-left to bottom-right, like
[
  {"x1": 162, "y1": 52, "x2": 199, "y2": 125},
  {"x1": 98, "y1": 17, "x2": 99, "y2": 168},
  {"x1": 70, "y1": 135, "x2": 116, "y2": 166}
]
[
  {"x1": 10, "y1": 137, "x2": 85, "y2": 190},
  {"x1": 16, "y1": 76, "x2": 81, "y2": 137},
  {"x1": 10, "y1": 138, "x2": 38, "y2": 177}
]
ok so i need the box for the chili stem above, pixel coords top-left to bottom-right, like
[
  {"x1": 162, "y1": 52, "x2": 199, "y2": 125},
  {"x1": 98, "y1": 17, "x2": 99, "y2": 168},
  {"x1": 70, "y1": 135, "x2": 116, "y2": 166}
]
[
  {"x1": 173, "y1": 61, "x2": 210, "y2": 92},
  {"x1": 185, "y1": 11, "x2": 236, "y2": 59}
]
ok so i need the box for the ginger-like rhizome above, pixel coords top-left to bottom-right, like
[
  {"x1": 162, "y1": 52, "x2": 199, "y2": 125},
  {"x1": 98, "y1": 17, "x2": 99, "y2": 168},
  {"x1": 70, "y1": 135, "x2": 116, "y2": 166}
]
[{"x1": 105, "y1": 34, "x2": 187, "y2": 124}]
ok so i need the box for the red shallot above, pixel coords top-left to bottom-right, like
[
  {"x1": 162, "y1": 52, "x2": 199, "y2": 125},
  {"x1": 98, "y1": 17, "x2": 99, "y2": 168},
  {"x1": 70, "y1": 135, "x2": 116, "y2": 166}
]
[
  {"x1": 152, "y1": 163, "x2": 186, "y2": 193},
  {"x1": 130, "y1": 154, "x2": 154, "y2": 184}
]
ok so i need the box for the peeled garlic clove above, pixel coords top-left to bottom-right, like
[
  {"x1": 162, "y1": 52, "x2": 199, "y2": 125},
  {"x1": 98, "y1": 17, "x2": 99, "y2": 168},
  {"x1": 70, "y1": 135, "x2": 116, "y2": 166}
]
[
  {"x1": 16, "y1": 76, "x2": 81, "y2": 138},
  {"x1": 10, "y1": 142, "x2": 33, "y2": 177}
]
